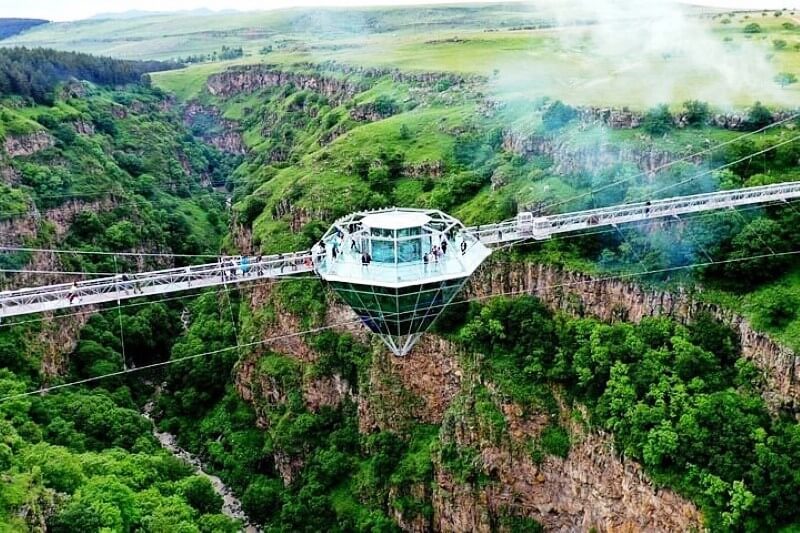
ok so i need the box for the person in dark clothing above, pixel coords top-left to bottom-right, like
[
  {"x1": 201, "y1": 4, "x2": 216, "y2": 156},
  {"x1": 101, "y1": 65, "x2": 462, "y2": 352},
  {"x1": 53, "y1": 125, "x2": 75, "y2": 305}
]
[
  {"x1": 121, "y1": 274, "x2": 132, "y2": 295},
  {"x1": 460, "y1": 240, "x2": 467, "y2": 255},
  {"x1": 361, "y1": 252, "x2": 369, "y2": 267},
  {"x1": 441, "y1": 239, "x2": 448, "y2": 255}
]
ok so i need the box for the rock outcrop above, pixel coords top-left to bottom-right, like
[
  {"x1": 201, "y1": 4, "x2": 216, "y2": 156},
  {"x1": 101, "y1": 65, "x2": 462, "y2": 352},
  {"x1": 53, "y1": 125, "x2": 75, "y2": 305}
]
[
  {"x1": 576, "y1": 106, "x2": 798, "y2": 131},
  {"x1": 403, "y1": 160, "x2": 445, "y2": 179},
  {"x1": 0, "y1": 197, "x2": 119, "y2": 248},
  {"x1": 183, "y1": 102, "x2": 246, "y2": 154},
  {"x1": 72, "y1": 120, "x2": 95, "y2": 135},
  {"x1": 207, "y1": 66, "x2": 367, "y2": 105},
  {"x1": 3, "y1": 131, "x2": 54, "y2": 157},
  {"x1": 349, "y1": 102, "x2": 396, "y2": 122},
  {"x1": 434, "y1": 403, "x2": 702, "y2": 532},
  {"x1": 359, "y1": 336, "x2": 463, "y2": 435}
]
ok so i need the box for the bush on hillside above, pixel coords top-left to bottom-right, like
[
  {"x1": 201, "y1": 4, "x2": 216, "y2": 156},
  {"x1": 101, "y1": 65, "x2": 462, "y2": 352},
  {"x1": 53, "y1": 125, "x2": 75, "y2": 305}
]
[
  {"x1": 775, "y1": 72, "x2": 798, "y2": 87},
  {"x1": 745, "y1": 101, "x2": 773, "y2": 130},
  {"x1": 642, "y1": 104, "x2": 673, "y2": 135},
  {"x1": 542, "y1": 100, "x2": 577, "y2": 131},
  {"x1": 682, "y1": 100, "x2": 710, "y2": 127}
]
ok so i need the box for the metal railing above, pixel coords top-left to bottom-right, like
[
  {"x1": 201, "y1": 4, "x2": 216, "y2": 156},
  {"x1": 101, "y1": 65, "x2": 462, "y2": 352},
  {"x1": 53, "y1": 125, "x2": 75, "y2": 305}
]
[
  {"x1": 467, "y1": 181, "x2": 800, "y2": 245},
  {"x1": 0, "y1": 251, "x2": 313, "y2": 319}
]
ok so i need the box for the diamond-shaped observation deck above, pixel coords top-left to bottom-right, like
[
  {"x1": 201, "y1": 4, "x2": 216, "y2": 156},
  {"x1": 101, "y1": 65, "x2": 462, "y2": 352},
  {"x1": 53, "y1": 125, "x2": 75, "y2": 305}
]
[{"x1": 314, "y1": 208, "x2": 491, "y2": 356}]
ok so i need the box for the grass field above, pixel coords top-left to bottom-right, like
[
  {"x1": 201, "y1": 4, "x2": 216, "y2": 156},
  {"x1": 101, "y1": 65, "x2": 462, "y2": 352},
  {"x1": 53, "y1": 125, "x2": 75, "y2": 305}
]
[
  {"x1": 144, "y1": 6, "x2": 800, "y2": 109},
  {"x1": 7, "y1": 2, "x2": 800, "y2": 108}
]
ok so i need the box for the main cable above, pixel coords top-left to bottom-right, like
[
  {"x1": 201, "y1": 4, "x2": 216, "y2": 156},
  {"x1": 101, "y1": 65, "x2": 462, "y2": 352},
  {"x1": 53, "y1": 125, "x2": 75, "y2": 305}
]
[{"x1": 0, "y1": 317, "x2": 364, "y2": 402}]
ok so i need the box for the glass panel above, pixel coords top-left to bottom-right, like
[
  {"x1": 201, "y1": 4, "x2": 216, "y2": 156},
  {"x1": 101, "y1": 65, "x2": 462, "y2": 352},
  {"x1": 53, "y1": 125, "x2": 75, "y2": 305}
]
[
  {"x1": 371, "y1": 238, "x2": 395, "y2": 263},
  {"x1": 397, "y1": 237, "x2": 421, "y2": 264}
]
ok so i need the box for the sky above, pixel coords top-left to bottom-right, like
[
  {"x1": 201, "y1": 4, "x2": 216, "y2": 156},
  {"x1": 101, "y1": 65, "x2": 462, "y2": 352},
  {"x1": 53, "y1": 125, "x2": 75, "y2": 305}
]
[{"x1": 0, "y1": 0, "x2": 798, "y2": 22}]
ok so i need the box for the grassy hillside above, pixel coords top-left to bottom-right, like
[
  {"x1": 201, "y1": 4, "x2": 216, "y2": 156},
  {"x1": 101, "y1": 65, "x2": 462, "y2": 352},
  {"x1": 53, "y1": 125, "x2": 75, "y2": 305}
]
[{"x1": 0, "y1": 18, "x2": 48, "y2": 40}]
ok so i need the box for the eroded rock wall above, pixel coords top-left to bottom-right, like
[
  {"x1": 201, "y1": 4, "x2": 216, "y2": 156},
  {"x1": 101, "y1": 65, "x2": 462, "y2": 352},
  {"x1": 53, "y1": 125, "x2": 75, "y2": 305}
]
[{"x1": 207, "y1": 66, "x2": 367, "y2": 104}]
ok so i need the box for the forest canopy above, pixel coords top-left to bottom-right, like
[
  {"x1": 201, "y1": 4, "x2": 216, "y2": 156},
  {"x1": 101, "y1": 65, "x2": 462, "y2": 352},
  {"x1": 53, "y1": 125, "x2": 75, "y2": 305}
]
[{"x1": 0, "y1": 47, "x2": 181, "y2": 104}]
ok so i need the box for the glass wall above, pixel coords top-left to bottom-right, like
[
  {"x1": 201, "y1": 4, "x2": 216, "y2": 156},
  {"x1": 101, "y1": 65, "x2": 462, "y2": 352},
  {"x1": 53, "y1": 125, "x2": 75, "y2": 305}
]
[
  {"x1": 367, "y1": 226, "x2": 424, "y2": 264},
  {"x1": 396, "y1": 226, "x2": 422, "y2": 263},
  {"x1": 329, "y1": 278, "x2": 467, "y2": 337},
  {"x1": 370, "y1": 228, "x2": 395, "y2": 263}
]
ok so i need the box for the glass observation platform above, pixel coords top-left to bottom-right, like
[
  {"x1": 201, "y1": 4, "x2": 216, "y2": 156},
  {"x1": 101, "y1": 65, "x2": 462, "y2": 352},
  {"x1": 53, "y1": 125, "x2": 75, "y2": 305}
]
[{"x1": 314, "y1": 208, "x2": 491, "y2": 355}]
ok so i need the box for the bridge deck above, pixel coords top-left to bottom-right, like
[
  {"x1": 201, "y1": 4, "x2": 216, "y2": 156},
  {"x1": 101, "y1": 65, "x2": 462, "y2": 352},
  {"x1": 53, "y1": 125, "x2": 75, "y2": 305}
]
[
  {"x1": 469, "y1": 181, "x2": 800, "y2": 245},
  {"x1": 0, "y1": 252, "x2": 313, "y2": 319}
]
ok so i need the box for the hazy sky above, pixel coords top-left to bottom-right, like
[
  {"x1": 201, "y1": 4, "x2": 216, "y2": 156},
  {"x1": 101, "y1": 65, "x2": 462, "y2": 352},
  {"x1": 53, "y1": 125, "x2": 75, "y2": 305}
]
[
  {"x1": 1, "y1": 0, "x2": 494, "y2": 21},
  {"x1": 1, "y1": 0, "x2": 798, "y2": 22}
]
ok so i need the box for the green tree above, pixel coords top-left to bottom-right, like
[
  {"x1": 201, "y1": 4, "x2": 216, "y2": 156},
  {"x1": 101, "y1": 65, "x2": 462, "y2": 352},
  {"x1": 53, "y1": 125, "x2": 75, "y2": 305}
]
[
  {"x1": 745, "y1": 101, "x2": 773, "y2": 130},
  {"x1": 373, "y1": 95, "x2": 398, "y2": 116},
  {"x1": 178, "y1": 476, "x2": 222, "y2": 515},
  {"x1": 542, "y1": 100, "x2": 578, "y2": 131},
  {"x1": 749, "y1": 287, "x2": 799, "y2": 328},
  {"x1": 682, "y1": 100, "x2": 710, "y2": 126},
  {"x1": 242, "y1": 476, "x2": 284, "y2": 524},
  {"x1": 642, "y1": 104, "x2": 673, "y2": 135}
]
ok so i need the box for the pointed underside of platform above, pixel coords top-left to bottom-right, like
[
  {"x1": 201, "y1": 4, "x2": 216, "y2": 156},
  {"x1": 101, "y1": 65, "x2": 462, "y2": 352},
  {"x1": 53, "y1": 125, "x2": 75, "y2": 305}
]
[
  {"x1": 329, "y1": 276, "x2": 469, "y2": 356},
  {"x1": 377, "y1": 333, "x2": 424, "y2": 357}
]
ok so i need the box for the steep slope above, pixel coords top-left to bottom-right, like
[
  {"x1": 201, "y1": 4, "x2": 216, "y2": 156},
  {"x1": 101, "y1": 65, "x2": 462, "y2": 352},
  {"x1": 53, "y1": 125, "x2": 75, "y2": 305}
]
[{"x1": 0, "y1": 62, "x2": 244, "y2": 530}]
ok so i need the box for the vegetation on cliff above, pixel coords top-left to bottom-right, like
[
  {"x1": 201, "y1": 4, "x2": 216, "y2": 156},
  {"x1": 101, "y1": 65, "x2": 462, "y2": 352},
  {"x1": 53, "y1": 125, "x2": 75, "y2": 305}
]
[{"x1": 0, "y1": 71, "x2": 236, "y2": 530}]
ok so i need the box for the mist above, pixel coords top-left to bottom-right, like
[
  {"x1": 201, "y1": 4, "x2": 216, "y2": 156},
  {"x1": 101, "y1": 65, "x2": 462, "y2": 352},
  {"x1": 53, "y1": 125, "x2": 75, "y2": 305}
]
[{"x1": 492, "y1": 0, "x2": 794, "y2": 109}]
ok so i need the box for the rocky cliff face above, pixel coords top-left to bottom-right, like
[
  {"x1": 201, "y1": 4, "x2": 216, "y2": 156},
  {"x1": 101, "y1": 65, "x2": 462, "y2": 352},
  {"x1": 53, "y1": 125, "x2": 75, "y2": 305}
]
[
  {"x1": 72, "y1": 120, "x2": 95, "y2": 135},
  {"x1": 235, "y1": 265, "x2": 710, "y2": 531},
  {"x1": 3, "y1": 197, "x2": 119, "y2": 378},
  {"x1": 433, "y1": 399, "x2": 702, "y2": 532},
  {"x1": 468, "y1": 259, "x2": 800, "y2": 415},
  {"x1": 183, "y1": 102, "x2": 246, "y2": 154},
  {"x1": 577, "y1": 106, "x2": 798, "y2": 130},
  {"x1": 207, "y1": 66, "x2": 368, "y2": 105},
  {"x1": 1, "y1": 197, "x2": 118, "y2": 247},
  {"x1": 3, "y1": 131, "x2": 54, "y2": 157},
  {"x1": 359, "y1": 336, "x2": 463, "y2": 435},
  {"x1": 502, "y1": 130, "x2": 704, "y2": 176}
]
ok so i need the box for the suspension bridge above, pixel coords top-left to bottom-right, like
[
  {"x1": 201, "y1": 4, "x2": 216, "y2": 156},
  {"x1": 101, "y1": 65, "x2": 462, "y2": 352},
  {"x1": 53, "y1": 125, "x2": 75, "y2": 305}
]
[{"x1": 2, "y1": 180, "x2": 799, "y2": 355}]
